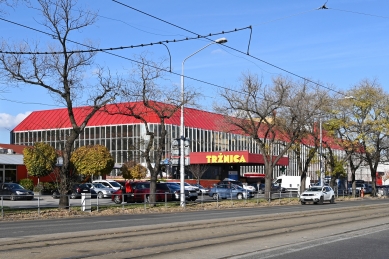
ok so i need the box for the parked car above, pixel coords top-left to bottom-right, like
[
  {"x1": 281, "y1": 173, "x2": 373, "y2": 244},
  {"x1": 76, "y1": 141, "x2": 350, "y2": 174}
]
[
  {"x1": 112, "y1": 182, "x2": 172, "y2": 204},
  {"x1": 255, "y1": 183, "x2": 286, "y2": 194},
  {"x1": 217, "y1": 178, "x2": 244, "y2": 187},
  {"x1": 69, "y1": 183, "x2": 97, "y2": 199},
  {"x1": 83, "y1": 183, "x2": 116, "y2": 199},
  {"x1": 92, "y1": 180, "x2": 123, "y2": 190},
  {"x1": 192, "y1": 184, "x2": 209, "y2": 195},
  {"x1": 209, "y1": 184, "x2": 254, "y2": 200},
  {"x1": 111, "y1": 182, "x2": 137, "y2": 203},
  {"x1": 300, "y1": 186, "x2": 335, "y2": 205},
  {"x1": 242, "y1": 183, "x2": 256, "y2": 192},
  {"x1": 0, "y1": 183, "x2": 34, "y2": 200},
  {"x1": 165, "y1": 182, "x2": 198, "y2": 201}
]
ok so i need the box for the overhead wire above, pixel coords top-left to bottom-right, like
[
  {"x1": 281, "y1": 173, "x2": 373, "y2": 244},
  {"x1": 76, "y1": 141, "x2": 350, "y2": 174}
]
[
  {"x1": 111, "y1": 0, "x2": 369, "y2": 97},
  {"x1": 0, "y1": 20, "x2": 250, "y2": 55},
  {"x1": 0, "y1": 17, "x2": 247, "y2": 96}
]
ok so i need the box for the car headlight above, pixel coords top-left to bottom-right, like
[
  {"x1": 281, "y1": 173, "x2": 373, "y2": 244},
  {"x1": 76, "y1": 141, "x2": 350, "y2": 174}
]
[{"x1": 15, "y1": 191, "x2": 25, "y2": 195}]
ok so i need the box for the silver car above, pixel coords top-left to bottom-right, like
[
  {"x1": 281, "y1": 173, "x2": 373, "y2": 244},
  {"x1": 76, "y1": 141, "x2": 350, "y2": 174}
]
[{"x1": 85, "y1": 183, "x2": 116, "y2": 199}]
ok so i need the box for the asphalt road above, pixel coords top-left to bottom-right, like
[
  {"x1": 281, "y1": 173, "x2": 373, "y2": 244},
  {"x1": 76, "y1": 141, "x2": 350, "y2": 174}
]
[{"x1": 1, "y1": 198, "x2": 387, "y2": 258}]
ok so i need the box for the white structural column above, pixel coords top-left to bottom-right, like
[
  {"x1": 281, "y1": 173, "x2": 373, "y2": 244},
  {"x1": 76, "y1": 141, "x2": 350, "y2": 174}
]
[{"x1": 180, "y1": 38, "x2": 227, "y2": 207}]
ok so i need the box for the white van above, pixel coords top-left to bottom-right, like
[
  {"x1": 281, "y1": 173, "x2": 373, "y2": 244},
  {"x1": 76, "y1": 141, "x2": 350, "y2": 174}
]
[{"x1": 92, "y1": 180, "x2": 122, "y2": 190}]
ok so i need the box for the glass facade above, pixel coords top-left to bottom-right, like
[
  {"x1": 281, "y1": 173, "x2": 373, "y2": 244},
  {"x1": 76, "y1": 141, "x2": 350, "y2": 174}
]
[
  {"x1": 12, "y1": 122, "x2": 345, "y2": 181},
  {"x1": 0, "y1": 164, "x2": 17, "y2": 183}
]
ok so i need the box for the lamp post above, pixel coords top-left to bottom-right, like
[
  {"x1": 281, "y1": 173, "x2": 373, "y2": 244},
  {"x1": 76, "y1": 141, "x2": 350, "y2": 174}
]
[
  {"x1": 319, "y1": 96, "x2": 354, "y2": 187},
  {"x1": 319, "y1": 117, "x2": 324, "y2": 186},
  {"x1": 180, "y1": 37, "x2": 227, "y2": 207}
]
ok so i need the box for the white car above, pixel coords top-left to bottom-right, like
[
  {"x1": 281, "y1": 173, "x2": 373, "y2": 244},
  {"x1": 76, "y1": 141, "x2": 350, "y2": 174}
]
[
  {"x1": 300, "y1": 186, "x2": 335, "y2": 205},
  {"x1": 193, "y1": 184, "x2": 209, "y2": 195},
  {"x1": 184, "y1": 182, "x2": 200, "y2": 193},
  {"x1": 92, "y1": 180, "x2": 122, "y2": 190},
  {"x1": 242, "y1": 184, "x2": 256, "y2": 192}
]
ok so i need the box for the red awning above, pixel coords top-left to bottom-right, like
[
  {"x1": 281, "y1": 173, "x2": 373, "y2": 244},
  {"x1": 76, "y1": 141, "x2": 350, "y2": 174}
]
[
  {"x1": 243, "y1": 173, "x2": 266, "y2": 178},
  {"x1": 189, "y1": 151, "x2": 288, "y2": 166}
]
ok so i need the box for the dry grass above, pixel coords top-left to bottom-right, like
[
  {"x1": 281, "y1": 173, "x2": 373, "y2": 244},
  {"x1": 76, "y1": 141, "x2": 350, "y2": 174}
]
[{"x1": 0, "y1": 195, "x2": 369, "y2": 221}]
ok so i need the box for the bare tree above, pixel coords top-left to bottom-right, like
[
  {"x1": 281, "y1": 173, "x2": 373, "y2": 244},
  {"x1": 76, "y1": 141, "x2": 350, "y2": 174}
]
[
  {"x1": 284, "y1": 85, "x2": 331, "y2": 193},
  {"x1": 188, "y1": 164, "x2": 209, "y2": 185},
  {"x1": 0, "y1": 0, "x2": 119, "y2": 208},
  {"x1": 108, "y1": 54, "x2": 197, "y2": 206},
  {"x1": 215, "y1": 73, "x2": 323, "y2": 199}
]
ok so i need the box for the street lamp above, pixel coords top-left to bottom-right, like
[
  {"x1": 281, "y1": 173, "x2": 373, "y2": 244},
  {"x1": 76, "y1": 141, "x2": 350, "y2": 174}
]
[
  {"x1": 319, "y1": 117, "x2": 324, "y2": 186},
  {"x1": 180, "y1": 37, "x2": 227, "y2": 207}
]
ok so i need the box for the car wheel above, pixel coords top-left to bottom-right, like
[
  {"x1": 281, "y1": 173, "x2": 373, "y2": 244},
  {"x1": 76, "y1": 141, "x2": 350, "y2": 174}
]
[
  {"x1": 318, "y1": 196, "x2": 324, "y2": 205},
  {"x1": 237, "y1": 193, "x2": 243, "y2": 200},
  {"x1": 301, "y1": 201, "x2": 306, "y2": 205},
  {"x1": 113, "y1": 195, "x2": 122, "y2": 204},
  {"x1": 98, "y1": 192, "x2": 104, "y2": 199},
  {"x1": 10, "y1": 194, "x2": 16, "y2": 201},
  {"x1": 145, "y1": 195, "x2": 150, "y2": 203},
  {"x1": 212, "y1": 193, "x2": 219, "y2": 200},
  {"x1": 70, "y1": 192, "x2": 77, "y2": 199},
  {"x1": 330, "y1": 196, "x2": 335, "y2": 204},
  {"x1": 190, "y1": 197, "x2": 197, "y2": 201},
  {"x1": 52, "y1": 191, "x2": 60, "y2": 199}
]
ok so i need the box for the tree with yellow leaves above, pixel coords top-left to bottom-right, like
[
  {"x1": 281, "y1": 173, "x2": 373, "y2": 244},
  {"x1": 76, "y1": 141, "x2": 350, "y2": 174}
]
[
  {"x1": 23, "y1": 142, "x2": 57, "y2": 178},
  {"x1": 70, "y1": 145, "x2": 114, "y2": 177},
  {"x1": 121, "y1": 161, "x2": 147, "y2": 180}
]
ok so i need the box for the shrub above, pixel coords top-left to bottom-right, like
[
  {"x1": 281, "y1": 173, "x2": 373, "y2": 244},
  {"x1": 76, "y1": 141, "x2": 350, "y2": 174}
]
[
  {"x1": 43, "y1": 182, "x2": 56, "y2": 192},
  {"x1": 19, "y1": 178, "x2": 34, "y2": 191}
]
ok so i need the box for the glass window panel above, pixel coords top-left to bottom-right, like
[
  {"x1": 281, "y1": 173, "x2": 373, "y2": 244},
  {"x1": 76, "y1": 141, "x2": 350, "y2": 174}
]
[
  {"x1": 123, "y1": 138, "x2": 127, "y2": 150},
  {"x1": 106, "y1": 127, "x2": 111, "y2": 138},
  {"x1": 84, "y1": 128, "x2": 89, "y2": 139},
  {"x1": 90, "y1": 127, "x2": 95, "y2": 139},
  {"x1": 95, "y1": 127, "x2": 100, "y2": 139},
  {"x1": 111, "y1": 126, "x2": 116, "y2": 138},
  {"x1": 117, "y1": 138, "x2": 121, "y2": 150},
  {"x1": 122, "y1": 125, "x2": 127, "y2": 138},
  {"x1": 100, "y1": 127, "x2": 105, "y2": 138}
]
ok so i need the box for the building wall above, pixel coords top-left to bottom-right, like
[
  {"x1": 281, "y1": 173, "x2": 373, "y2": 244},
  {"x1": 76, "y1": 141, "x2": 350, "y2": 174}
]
[{"x1": 12, "y1": 122, "x2": 345, "y2": 181}]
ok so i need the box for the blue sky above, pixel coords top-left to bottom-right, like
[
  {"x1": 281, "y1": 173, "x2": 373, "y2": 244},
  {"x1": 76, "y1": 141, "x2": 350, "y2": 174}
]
[{"x1": 0, "y1": 0, "x2": 388, "y2": 143}]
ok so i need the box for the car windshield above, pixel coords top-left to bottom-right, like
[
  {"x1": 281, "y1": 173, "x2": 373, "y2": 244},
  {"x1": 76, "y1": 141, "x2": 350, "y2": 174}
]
[
  {"x1": 307, "y1": 187, "x2": 322, "y2": 192},
  {"x1": 93, "y1": 183, "x2": 106, "y2": 188},
  {"x1": 109, "y1": 181, "x2": 122, "y2": 188},
  {"x1": 6, "y1": 183, "x2": 24, "y2": 189}
]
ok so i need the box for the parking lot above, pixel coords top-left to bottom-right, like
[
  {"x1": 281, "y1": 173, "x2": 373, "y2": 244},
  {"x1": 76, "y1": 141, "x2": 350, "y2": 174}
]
[{"x1": 0, "y1": 190, "x2": 299, "y2": 210}]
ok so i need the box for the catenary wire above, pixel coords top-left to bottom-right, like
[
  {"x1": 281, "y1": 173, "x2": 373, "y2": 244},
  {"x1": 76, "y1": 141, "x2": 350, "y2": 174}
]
[
  {"x1": 0, "y1": 17, "x2": 246, "y2": 95},
  {"x1": 110, "y1": 0, "x2": 366, "y2": 97},
  {"x1": 0, "y1": 15, "x2": 249, "y2": 55}
]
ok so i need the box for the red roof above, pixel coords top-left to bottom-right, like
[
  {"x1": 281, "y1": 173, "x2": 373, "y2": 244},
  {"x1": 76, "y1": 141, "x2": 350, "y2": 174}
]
[
  {"x1": 12, "y1": 102, "x2": 231, "y2": 132},
  {"x1": 0, "y1": 144, "x2": 27, "y2": 154},
  {"x1": 11, "y1": 102, "x2": 344, "y2": 151}
]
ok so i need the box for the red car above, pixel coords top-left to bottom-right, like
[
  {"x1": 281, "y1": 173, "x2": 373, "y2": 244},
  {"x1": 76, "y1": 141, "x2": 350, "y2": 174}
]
[{"x1": 112, "y1": 182, "x2": 172, "y2": 204}]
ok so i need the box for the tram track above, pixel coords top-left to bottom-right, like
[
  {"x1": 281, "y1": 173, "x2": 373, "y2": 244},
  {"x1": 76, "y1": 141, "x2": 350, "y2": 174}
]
[{"x1": 1, "y1": 204, "x2": 388, "y2": 258}]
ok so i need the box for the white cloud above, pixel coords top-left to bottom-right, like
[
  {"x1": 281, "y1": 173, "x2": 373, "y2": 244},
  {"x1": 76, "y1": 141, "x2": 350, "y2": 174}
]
[{"x1": 0, "y1": 112, "x2": 31, "y2": 129}]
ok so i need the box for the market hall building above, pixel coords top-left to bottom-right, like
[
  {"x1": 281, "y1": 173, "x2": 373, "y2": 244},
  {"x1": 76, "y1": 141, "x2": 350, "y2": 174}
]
[{"x1": 9, "y1": 101, "x2": 323, "y2": 182}]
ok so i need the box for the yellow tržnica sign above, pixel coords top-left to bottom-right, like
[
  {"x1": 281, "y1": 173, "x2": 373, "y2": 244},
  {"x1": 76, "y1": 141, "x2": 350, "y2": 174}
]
[{"x1": 206, "y1": 153, "x2": 247, "y2": 163}]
